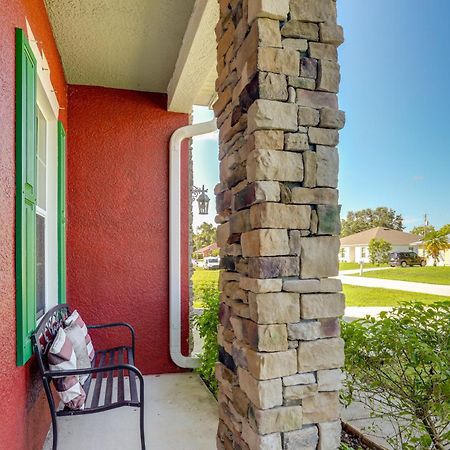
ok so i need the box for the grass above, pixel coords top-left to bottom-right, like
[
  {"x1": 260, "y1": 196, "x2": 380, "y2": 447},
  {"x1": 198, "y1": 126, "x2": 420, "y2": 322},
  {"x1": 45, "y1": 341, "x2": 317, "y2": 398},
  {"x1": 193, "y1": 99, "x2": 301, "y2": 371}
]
[
  {"x1": 339, "y1": 262, "x2": 388, "y2": 271},
  {"x1": 192, "y1": 268, "x2": 450, "y2": 308},
  {"x1": 358, "y1": 266, "x2": 450, "y2": 285},
  {"x1": 343, "y1": 284, "x2": 450, "y2": 307},
  {"x1": 192, "y1": 268, "x2": 220, "y2": 308},
  {"x1": 192, "y1": 268, "x2": 220, "y2": 285}
]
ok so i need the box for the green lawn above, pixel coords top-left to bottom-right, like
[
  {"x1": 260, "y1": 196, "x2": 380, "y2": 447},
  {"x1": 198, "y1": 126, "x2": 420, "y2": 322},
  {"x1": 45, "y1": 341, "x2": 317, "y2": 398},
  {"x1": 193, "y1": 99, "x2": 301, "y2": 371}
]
[
  {"x1": 343, "y1": 284, "x2": 450, "y2": 307},
  {"x1": 191, "y1": 268, "x2": 450, "y2": 308},
  {"x1": 339, "y1": 262, "x2": 388, "y2": 271},
  {"x1": 359, "y1": 266, "x2": 450, "y2": 285},
  {"x1": 192, "y1": 268, "x2": 220, "y2": 308},
  {"x1": 192, "y1": 268, "x2": 220, "y2": 285}
]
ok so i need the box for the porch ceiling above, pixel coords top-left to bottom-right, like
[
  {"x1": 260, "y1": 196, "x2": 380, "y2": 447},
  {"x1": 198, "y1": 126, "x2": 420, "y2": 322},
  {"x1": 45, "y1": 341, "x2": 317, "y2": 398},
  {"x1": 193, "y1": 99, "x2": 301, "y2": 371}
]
[{"x1": 44, "y1": 0, "x2": 198, "y2": 95}]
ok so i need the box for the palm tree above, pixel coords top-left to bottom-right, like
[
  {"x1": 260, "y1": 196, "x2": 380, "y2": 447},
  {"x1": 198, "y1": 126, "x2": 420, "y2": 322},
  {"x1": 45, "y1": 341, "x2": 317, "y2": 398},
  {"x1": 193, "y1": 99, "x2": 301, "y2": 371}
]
[{"x1": 423, "y1": 224, "x2": 450, "y2": 266}]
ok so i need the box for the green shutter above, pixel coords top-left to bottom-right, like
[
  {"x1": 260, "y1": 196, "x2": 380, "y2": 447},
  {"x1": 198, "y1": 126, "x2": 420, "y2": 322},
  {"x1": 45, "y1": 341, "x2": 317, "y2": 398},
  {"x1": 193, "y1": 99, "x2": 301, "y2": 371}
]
[
  {"x1": 15, "y1": 28, "x2": 37, "y2": 366},
  {"x1": 58, "y1": 121, "x2": 67, "y2": 304}
]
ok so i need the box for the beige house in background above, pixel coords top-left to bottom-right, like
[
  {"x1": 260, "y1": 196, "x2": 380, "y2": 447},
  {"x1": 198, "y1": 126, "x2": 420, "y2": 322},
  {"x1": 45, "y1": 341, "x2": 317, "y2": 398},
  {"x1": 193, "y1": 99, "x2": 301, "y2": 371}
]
[
  {"x1": 416, "y1": 239, "x2": 450, "y2": 266},
  {"x1": 340, "y1": 227, "x2": 420, "y2": 263}
]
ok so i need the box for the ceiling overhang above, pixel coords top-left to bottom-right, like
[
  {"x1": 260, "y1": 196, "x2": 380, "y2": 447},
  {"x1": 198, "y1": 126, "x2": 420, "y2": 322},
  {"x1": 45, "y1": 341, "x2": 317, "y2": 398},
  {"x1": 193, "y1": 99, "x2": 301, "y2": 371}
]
[
  {"x1": 167, "y1": 0, "x2": 219, "y2": 112},
  {"x1": 44, "y1": 0, "x2": 218, "y2": 113}
]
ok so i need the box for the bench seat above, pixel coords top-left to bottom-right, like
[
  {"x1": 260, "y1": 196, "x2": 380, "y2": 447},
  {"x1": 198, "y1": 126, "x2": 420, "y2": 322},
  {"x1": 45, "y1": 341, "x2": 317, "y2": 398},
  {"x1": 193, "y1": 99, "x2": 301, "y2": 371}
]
[{"x1": 58, "y1": 346, "x2": 140, "y2": 416}]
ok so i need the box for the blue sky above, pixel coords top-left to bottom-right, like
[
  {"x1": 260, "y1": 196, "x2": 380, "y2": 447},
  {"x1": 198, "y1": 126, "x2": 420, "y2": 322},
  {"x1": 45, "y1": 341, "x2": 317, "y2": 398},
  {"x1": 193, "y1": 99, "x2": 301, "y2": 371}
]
[{"x1": 192, "y1": 0, "x2": 450, "y2": 230}]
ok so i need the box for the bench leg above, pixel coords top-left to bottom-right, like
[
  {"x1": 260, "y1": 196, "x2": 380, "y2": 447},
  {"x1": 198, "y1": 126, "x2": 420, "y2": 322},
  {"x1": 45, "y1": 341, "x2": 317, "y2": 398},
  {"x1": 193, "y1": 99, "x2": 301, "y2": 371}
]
[
  {"x1": 140, "y1": 404, "x2": 146, "y2": 450},
  {"x1": 139, "y1": 379, "x2": 146, "y2": 450},
  {"x1": 51, "y1": 414, "x2": 58, "y2": 450}
]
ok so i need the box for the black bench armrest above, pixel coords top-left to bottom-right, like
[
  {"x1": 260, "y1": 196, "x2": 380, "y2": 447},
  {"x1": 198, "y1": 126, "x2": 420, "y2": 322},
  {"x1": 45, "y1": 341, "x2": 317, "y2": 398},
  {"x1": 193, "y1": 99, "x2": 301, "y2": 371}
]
[
  {"x1": 87, "y1": 322, "x2": 136, "y2": 359},
  {"x1": 44, "y1": 363, "x2": 143, "y2": 381}
]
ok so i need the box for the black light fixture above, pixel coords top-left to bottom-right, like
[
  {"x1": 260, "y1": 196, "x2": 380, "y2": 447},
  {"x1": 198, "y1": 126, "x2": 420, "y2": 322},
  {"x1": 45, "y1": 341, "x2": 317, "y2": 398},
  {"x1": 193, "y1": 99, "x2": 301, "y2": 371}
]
[{"x1": 192, "y1": 185, "x2": 210, "y2": 215}]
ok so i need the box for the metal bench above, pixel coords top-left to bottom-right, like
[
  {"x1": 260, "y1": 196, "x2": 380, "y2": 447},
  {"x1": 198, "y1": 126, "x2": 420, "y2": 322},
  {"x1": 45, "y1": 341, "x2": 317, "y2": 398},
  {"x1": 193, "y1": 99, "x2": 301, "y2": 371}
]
[{"x1": 31, "y1": 304, "x2": 146, "y2": 450}]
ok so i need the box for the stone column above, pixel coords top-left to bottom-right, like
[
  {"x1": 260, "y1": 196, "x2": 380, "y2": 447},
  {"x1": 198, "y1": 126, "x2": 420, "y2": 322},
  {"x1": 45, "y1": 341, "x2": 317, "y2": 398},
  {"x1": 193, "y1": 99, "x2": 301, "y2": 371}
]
[{"x1": 214, "y1": 1, "x2": 345, "y2": 449}]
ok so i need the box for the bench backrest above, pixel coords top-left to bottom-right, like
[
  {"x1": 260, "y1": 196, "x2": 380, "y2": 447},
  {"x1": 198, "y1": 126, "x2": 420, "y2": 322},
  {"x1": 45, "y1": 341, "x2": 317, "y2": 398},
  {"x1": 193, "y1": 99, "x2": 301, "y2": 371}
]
[{"x1": 31, "y1": 304, "x2": 71, "y2": 374}]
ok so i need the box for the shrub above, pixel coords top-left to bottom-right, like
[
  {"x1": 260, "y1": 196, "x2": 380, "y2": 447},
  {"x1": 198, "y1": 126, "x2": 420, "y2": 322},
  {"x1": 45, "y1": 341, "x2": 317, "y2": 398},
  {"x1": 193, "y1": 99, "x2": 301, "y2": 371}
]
[
  {"x1": 342, "y1": 302, "x2": 450, "y2": 449},
  {"x1": 368, "y1": 238, "x2": 392, "y2": 265},
  {"x1": 192, "y1": 282, "x2": 220, "y2": 396}
]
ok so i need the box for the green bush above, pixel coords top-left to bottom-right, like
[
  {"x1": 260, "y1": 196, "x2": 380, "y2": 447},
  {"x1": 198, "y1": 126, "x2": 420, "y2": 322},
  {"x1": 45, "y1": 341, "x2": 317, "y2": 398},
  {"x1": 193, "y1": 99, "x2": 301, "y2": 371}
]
[
  {"x1": 368, "y1": 237, "x2": 392, "y2": 265},
  {"x1": 192, "y1": 282, "x2": 220, "y2": 396},
  {"x1": 342, "y1": 302, "x2": 450, "y2": 449}
]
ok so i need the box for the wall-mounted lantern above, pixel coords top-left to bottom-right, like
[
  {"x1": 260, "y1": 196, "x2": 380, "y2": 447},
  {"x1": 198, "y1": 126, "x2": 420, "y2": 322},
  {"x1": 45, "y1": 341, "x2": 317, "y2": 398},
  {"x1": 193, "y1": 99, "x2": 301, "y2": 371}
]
[{"x1": 192, "y1": 185, "x2": 210, "y2": 215}]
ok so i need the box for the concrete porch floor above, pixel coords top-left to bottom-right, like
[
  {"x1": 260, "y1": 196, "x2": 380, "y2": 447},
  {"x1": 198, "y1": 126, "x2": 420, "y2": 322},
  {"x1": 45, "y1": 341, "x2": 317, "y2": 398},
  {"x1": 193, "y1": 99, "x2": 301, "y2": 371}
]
[{"x1": 43, "y1": 373, "x2": 218, "y2": 450}]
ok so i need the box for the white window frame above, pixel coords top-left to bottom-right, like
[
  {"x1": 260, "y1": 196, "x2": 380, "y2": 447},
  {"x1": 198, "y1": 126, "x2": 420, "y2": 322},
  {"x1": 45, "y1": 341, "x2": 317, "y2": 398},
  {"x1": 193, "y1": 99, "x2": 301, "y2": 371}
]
[
  {"x1": 36, "y1": 106, "x2": 48, "y2": 319},
  {"x1": 27, "y1": 21, "x2": 60, "y2": 319}
]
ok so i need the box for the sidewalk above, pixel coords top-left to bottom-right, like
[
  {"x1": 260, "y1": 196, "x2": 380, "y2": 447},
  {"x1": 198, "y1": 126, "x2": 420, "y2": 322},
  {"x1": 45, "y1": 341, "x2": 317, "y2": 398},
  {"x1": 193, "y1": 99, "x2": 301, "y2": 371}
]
[
  {"x1": 339, "y1": 267, "x2": 393, "y2": 275},
  {"x1": 344, "y1": 306, "x2": 392, "y2": 320},
  {"x1": 338, "y1": 274, "x2": 450, "y2": 297},
  {"x1": 342, "y1": 398, "x2": 395, "y2": 449}
]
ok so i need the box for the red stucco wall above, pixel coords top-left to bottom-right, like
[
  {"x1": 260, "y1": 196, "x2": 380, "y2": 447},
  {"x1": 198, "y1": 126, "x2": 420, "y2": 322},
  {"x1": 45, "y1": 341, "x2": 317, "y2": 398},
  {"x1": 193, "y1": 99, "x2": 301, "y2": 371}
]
[
  {"x1": 1, "y1": 2, "x2": 192, "y2": 448},
  {"x1": 0, "y1": 0, "x2": 68, "y2": 449},
  {"x1": 67, "y1": 86, "x2": 191, "y2": 375}
]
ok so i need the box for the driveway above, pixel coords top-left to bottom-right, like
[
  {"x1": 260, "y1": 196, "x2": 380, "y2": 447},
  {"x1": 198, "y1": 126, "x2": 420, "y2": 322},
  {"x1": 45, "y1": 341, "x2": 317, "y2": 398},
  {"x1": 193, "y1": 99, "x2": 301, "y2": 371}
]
[{"x1": 338, "y1": 274, "x2": 450, "y2": 297}]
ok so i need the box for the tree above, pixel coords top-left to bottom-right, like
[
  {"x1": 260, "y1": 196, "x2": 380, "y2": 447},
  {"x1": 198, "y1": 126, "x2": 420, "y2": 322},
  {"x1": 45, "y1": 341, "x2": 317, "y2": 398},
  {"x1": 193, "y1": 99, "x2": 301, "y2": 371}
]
[
  {"x1": 423, "y1": 224, "x2": 450, "y2": 266},
  {"x1": 341, "y1": 207, "x2": 404, "y2": 237},
  {"x1": 342, "y1": 302, "x2": 450, "y2": 449},
  {"x1": 368, "y1": 238, "x2": 392, "y2": 265},
  {"x1": 411, "y1": 225, "x2": 435, "y2": 237},
  {"x1": 193, "y1": 222, "x2": 216, "y2": 252}
]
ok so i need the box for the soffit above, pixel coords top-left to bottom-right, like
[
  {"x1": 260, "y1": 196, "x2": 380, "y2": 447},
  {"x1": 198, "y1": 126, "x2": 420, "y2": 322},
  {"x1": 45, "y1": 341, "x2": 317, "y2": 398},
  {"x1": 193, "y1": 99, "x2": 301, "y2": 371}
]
[{"x1": 44, "y1": 0, "x2": 196, "y2": 93}]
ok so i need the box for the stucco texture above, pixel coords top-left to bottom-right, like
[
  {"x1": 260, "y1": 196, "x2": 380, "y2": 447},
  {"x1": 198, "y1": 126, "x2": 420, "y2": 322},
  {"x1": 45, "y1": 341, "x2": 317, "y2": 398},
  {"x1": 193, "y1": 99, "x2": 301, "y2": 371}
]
[
  {"x1": 1, "y1": 2, "x2": 191, "y2": 448},
  {"x1": 0, "y1": 0, "x2": 68, "y2": 449},
  {"x1": 44, "y1": 0, "x2": 196, "y2": 93},
  {"x1": 67, "y1": 86, "x2": 191, "y2": 375}
]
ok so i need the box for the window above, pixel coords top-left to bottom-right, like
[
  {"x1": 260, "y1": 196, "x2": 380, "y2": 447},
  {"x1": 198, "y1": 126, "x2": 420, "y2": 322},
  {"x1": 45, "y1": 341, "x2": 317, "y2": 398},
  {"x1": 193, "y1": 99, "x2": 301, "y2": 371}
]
[
  {"x1": 15, "y1": 28, "x2": 66, "y2": 365},
  {"x1": 361, "y1": 247, "x2": 366, "y2": 258},
  {"x1": 35, "y1": 96, "x2": 59, "y2": 319}
]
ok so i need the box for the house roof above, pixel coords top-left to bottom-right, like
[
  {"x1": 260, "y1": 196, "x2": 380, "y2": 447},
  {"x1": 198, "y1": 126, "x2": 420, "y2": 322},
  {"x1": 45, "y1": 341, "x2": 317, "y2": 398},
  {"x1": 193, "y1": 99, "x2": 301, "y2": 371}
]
[
  {"x1": 195, "y1": 242, "x2": 218, "y2": 254},
  {"x1": 340, "y1": 227, "x2": 420, "y2": 247}
]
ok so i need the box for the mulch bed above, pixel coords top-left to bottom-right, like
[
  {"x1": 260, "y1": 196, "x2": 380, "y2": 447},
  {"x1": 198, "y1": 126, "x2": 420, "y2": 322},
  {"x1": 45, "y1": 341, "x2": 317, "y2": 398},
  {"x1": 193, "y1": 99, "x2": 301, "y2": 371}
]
[
  {"x1": 341, "y1": 422, "x2": 387, "y2": 450},
  {"x1": 342, "y1": 428, "x2": 371, "y2": 449}
]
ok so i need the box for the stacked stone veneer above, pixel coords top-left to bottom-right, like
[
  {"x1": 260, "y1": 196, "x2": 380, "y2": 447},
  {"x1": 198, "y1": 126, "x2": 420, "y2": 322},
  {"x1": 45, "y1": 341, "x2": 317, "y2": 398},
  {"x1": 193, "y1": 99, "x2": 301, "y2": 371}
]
[{"x1": 214, "y1": 1, "x2": 345, "y2": 449}]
